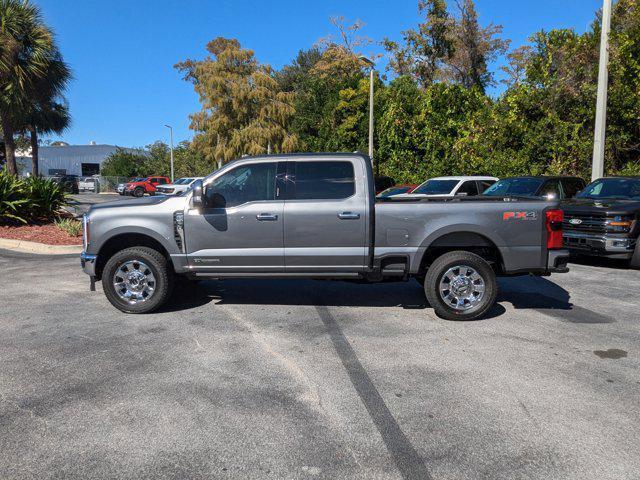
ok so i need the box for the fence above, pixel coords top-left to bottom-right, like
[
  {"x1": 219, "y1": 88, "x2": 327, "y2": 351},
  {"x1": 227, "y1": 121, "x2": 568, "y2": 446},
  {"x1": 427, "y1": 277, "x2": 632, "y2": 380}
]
[{"x1": 92, "y1": 176, "x2": 130, "y2": 193}]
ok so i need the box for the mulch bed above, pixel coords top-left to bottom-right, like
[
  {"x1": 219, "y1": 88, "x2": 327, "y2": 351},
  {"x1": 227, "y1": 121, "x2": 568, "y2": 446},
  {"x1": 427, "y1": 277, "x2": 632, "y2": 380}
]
[{"x1": 0, "y1": 222, "x2": 82, "y2": 245}]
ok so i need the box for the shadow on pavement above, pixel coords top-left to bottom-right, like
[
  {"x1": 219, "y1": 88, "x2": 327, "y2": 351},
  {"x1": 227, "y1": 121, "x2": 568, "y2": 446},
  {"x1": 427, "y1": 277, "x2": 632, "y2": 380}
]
[{"x1": 158, "y1": 275, "x2": 615, "y2": 323}]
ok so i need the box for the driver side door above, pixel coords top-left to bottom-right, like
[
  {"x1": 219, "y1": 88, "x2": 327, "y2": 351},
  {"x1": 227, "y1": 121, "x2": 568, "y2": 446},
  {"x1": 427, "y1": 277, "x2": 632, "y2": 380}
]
[{"x1": 184, "y1": 161, "x2": 285, "y2": 273}]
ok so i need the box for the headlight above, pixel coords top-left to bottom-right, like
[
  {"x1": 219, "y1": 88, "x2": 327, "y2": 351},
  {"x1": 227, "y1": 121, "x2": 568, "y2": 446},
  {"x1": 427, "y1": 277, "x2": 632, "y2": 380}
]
[{"x1": 606, "y1": 215, "x2": 633, "y2": 232}]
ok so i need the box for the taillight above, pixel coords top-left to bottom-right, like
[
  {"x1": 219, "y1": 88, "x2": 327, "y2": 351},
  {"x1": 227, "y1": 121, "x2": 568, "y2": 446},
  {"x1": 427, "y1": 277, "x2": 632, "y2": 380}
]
[{"x1": 546, "y1": 209, "x2": 563, "y2": 249}]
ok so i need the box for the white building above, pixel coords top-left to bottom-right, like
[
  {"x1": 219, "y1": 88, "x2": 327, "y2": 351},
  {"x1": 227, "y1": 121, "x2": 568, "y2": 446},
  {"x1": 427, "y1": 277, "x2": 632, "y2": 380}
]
[{"x1": 17, "y1": 142, "x2": 142, "y2": 176}]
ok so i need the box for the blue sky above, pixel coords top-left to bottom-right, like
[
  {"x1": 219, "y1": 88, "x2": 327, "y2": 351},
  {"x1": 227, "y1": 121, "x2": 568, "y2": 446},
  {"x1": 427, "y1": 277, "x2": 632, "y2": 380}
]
[{"x1": 37, "y1": 0, "x2": 604, "y2": 148}]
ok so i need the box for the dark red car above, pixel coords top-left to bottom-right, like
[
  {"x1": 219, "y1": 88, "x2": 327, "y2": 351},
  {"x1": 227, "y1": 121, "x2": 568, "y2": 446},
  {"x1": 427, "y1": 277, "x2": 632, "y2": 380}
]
[
  {"x1": 376, "y1": 184, "x2": 418, "y2": 198},
  {"x1": 124, "y1": 176, "x2": 171, "y2": 197}
]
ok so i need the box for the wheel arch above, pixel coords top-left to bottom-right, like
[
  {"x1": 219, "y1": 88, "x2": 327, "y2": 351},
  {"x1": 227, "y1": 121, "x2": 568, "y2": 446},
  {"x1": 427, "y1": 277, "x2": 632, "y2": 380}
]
[
  {"x1": 416, "y1": 230, "x2": 505, "y2": 276},
  {"x1": 95, "y1": 231, "x2": 172, "y2": 280}
]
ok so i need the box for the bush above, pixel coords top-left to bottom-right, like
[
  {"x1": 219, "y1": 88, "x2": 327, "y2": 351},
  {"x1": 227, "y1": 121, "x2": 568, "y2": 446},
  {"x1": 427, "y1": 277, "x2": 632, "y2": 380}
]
[
  {"x1": 0, "y1": 171, "x2": 28, "y2": 223},
  {"x1": 54, "y1": 218, "x2": 82, "y2": 237},
  {"x1": 22, "y1": 176, "x2": 68, "y2": 220},
  {"x1": 0, "y1": 171, "x2": 68, "y2": 224}
]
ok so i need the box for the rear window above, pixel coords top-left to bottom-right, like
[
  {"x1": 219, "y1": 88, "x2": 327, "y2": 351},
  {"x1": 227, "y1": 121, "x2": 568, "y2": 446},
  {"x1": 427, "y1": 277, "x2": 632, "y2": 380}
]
[{"x1": 293, "y1": 161, "x2": 355, "y2": 200}]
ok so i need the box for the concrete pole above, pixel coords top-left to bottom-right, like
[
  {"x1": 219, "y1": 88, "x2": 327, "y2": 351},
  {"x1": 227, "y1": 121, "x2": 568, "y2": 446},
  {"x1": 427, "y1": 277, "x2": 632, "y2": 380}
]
[
  {"x1": 368, "y1": 68, "x2": 375, "y2": 173},
  {"x1": 591, "y1": 0, "x2": 612, "y2": 181}
]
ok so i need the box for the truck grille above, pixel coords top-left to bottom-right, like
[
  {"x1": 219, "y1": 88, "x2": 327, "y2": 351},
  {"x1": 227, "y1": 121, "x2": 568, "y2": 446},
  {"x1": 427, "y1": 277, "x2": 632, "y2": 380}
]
[{"x1": 562, "y1": 213, "x2": 607, "y2": 234}]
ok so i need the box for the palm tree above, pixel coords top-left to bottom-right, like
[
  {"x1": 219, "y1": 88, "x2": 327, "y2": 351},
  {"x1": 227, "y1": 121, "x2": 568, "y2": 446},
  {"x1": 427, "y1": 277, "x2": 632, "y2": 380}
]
[
  {"x1": 23, "y1": 101, "x2": 71, "y2": 177},
  {"x1": 0, "y1": 0, "x2": 56, "y2": 176},
  {"x1": 18, "y1": 53, "x2": 72, "y2": 176}
]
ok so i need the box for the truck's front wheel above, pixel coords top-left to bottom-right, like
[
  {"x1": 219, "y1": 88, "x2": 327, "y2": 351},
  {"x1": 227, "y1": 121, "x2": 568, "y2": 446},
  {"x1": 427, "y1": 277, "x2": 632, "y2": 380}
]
[
  {"x1": 102, "y1": 246, "x2": 173, "y2": 314},
  {"x1": 424, "y1": 251, "x2": 497, "y2": 321}
]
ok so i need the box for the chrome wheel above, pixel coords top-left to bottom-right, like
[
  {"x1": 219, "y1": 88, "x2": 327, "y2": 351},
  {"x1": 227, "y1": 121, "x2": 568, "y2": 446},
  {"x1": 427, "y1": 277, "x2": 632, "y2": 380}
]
[
  {"x1": 113, "y1": 260, "x2": 156, "y2": 304},
  {"x1": 439, "y1": 265, "x2": 485, "y2": 311}
]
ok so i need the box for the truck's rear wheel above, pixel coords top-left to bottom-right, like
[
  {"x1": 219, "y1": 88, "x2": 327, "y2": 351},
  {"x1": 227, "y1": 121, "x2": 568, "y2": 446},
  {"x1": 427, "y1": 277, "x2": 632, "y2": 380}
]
[
  {"x1": 629, "y1": 243, "x2": 640, "y2": 270},
  {"x1": 424, "y1": 251, "x2": 497, "y2": 321},
  {"x1": 102, "y1": 246, "x2": 173, "y2": 313}
]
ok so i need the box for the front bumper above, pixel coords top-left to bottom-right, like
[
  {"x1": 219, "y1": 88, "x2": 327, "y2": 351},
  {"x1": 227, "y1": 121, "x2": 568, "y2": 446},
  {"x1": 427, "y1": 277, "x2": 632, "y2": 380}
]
[
  {"x1": 547, "y1": 249, "x2": 570, "y2": 273},
  {"x1": 563, "y1": 231, "x2": 635, "y2": 259},
  {"x1": 80, "y1": 251, "x2": 97, "y2": 276}
]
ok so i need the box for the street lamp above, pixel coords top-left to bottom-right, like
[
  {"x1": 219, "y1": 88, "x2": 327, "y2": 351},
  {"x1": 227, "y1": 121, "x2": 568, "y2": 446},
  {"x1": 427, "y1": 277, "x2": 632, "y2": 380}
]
[
  {"x1": 164, "y1": 124, "x2": 174, "y2": 182},
  {"x1": 359, "y1": 55, "x2": 375, "y2": 174}
]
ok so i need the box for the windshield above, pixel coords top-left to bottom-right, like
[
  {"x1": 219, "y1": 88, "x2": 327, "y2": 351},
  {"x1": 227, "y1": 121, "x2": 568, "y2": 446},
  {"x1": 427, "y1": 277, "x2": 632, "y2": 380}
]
[
  {"x1": 130, "y1": 178, "x2": 145, "y2": 182},
  {"x1": 413, "y1": 180, "x2": 459, "y2": 195},
  {"x1": 377, "y1": 186, "x2": 411, "y2": 198},
  {"x1": 174, "y1": 178, "x2": 191, "y2": 185},
  {"x1": 577, "y1": 178, "x2": 640, "y2": 200},
  {"x1": 483, "y1": 178, "x2": 544, "y2": 196}
]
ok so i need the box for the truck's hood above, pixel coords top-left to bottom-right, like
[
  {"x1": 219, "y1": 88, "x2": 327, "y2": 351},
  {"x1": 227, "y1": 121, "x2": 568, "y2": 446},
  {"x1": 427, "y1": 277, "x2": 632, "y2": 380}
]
[
  {"x1": 561, "y1": 198, "x2": 640, "y2": 215},
  {"x1": 90, "y1": 196, "x2": 170, "y2": 211}
]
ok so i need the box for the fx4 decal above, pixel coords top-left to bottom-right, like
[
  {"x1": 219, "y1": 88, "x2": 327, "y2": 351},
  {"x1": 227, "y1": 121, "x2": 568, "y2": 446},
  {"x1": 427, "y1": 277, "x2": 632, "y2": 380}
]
[{"x1": 503, "y1": 211, "x2": 538, "y2": 221}]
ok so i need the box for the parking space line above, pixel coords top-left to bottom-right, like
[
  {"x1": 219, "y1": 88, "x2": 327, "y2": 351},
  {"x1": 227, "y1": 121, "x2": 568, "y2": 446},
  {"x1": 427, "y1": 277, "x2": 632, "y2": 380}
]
[{"x1": 315, "y1": 305, "x2": 431, "y2": 480}]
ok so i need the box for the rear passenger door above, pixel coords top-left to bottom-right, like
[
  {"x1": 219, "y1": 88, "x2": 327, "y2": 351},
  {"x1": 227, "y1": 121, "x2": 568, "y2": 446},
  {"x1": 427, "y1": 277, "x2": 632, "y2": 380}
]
[{"x1": 284, "y1": 159, "x2": 368, "y2": 272}]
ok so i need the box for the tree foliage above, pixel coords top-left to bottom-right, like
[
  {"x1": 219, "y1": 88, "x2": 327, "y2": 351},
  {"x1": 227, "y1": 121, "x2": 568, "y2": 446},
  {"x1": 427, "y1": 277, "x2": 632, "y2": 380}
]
[{"x1": 176, "y1": 37, "x2": 298, "y2": 165}]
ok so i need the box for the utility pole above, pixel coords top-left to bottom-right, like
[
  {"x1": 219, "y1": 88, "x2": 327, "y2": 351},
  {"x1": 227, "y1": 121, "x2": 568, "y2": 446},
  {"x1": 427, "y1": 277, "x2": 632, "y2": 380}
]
[
  {"x1": 359, "y1": 56, "x2": 376, "y2": 174},
  {"x1": 164, "y1": 124, "x2": 174, "y2": 182},
  {"x1": 591, "y1": 0, "x2": 613, "y2": 181}
]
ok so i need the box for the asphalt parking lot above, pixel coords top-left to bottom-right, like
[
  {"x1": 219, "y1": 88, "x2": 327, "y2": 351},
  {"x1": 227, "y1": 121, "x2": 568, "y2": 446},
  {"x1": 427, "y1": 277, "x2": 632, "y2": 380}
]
[{"x1": 0, "y1": 249, "x2": 638, "y2": 479}]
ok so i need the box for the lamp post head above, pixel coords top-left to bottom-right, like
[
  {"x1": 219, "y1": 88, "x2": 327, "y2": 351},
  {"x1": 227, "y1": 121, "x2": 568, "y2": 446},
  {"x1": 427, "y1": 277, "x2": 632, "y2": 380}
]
[{"x1": 358, "y1": 55, "x2": 375, "y2": 68}]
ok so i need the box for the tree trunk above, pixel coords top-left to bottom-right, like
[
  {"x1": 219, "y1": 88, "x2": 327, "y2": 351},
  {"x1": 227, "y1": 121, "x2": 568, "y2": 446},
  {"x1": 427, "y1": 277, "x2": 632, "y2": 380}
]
[
  {"x1": 0, "y1": 112, "x2": 18, "y2": 176},
  {"x1": 29, "y1": 126, "x2": 39, "y2": 177}
]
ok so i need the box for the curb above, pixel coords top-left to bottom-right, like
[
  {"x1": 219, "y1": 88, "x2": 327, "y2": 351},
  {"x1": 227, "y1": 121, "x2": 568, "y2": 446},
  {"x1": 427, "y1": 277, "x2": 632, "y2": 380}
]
[{"x1": 0, "y1": 237, "x2": 82, "y2": 255}]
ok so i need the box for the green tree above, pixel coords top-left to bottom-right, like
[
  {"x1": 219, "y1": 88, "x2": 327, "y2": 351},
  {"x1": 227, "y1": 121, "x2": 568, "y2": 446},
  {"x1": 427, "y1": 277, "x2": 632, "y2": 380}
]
[
  {"x1": 383, "y1": 0, "x2": 454, "y2": 87},
  {"x1": 443, "y1": 0, "x2": 510, "y2": 92},
  {"x1": 0, "y1": 0, "x2": 58, "y2": 176},
  {"x1": 17, "y1": 52, "x2": 72, "y2": 176},
  {"x1": 176, "y1": 37, "x2": 298, "y2": 165},
  {"x1": 100, "y1": 148, "x2": 148, "y2": 177}
]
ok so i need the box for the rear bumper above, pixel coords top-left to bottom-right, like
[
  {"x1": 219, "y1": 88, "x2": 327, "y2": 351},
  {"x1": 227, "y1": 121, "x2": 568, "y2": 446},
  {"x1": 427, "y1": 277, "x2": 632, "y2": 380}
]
[
  {"x1": 80, "y1": 251, "x2": 97, "y2": 276},
  {"x1": 563, "y1": 231, "x2": 635, "y2": 259},
  {"x1": 547, "y1": 249, "x2": 570, "y2": 273}
]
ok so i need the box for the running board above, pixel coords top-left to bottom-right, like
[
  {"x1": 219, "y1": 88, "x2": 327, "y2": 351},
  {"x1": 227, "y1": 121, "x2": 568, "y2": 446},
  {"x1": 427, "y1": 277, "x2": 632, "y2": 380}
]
[{"x1": 193, "y1": 272, "x2": 361, "y2": 279}]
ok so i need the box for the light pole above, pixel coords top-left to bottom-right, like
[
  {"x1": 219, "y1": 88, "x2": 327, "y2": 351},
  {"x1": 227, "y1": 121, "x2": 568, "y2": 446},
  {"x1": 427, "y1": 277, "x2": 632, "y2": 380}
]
[
  {"x1": 164, "y1": 124, "x2": 174, "y2": 182},
  {"x1": 359, "y1": 55, "x2": 375, "y2": 174},
  {"x1": 591, "y1": 0, "x2": 613, "y2": 181}
]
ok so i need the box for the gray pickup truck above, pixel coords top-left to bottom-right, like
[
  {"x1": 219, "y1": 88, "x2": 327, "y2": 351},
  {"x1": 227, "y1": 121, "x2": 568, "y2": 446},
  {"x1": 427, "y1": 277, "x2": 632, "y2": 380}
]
[{"x1": 81, "y1": 153, "x2": 569, "y2": 320}]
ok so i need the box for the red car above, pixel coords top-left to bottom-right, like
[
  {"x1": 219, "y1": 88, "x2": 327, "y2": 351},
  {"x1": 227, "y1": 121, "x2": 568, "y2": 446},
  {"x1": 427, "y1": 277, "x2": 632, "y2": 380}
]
[
  {"x1": 124, "y1": 176, "x2": 171, "y2": 197},
  {"x1": 376, "y1": 184, "x2": 418, "y2": 198}
]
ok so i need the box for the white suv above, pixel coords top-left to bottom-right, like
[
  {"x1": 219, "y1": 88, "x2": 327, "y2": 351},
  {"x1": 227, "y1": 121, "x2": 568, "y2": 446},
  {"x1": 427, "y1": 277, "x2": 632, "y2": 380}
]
[{"x1": 397, "y1": 176, "x2": 498, "y2": 198}]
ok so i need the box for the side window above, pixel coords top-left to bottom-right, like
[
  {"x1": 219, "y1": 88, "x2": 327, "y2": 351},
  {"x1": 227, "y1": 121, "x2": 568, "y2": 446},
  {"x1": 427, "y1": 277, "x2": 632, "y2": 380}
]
[
  {"x1": 539, "y1": 180, "x2": 561, "y2": 198},
  {"x1": 457, "y1": 180, "x2": 479, "y2": 196},
  {"x1": 293, "y1": 161, "x2": 355, "y2": 200},
  {"x1": 206, "y1": 162, "x2": 277, "y2": 208},
  {"x1": 158, "y1": 178, "x2": 168, "y2": 185},
  {"x1": 562, "y1": 178, "x2": 584, "y2": 198},
  {"x1": 478, "y1": 180, "x2": 496, "y2": 193}
]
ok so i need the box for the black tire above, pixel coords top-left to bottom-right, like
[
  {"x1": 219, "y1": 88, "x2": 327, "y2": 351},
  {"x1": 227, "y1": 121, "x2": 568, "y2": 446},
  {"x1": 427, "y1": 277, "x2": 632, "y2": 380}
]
[
  {"x1": 424, "y1": 250, "x2": 497, "y2": 321},
  {"x1": 134, "y1": 187, "x2": 145, "y2": 197},
  {"x1": 629, "y1": 243, "x2": 640, "y2": 270},
  {"x1": 102, "y1": 246, "x2": 173, "y2": 314}
]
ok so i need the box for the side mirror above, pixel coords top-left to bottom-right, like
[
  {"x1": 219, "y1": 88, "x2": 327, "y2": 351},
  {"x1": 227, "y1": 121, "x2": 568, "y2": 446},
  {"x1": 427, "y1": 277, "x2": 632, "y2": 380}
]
[{"x1": 191, "y1": 179, "x2": 204, "y2": 208}]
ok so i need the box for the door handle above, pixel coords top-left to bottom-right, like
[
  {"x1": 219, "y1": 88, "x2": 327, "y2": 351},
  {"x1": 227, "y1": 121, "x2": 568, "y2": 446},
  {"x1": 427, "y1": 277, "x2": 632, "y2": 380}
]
[
  {"x1": 256, "y1": 213, "x2": 278, "y2": 221},
  {"x1": 338, "y1": 212, "x2": 360, "y2": 220}
]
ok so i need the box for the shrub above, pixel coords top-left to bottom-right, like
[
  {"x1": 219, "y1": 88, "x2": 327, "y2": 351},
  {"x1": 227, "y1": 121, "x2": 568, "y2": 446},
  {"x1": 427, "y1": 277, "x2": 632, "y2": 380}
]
[
  {"x1": 0, "y1": 171, "x2": 28, "y2": 223},
  {"x1": 23, "y1": 176, "x2": 68, "y2": 220},
  {"x1": 54, "y1": 218, "x2": 82, "y2": 237}
]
